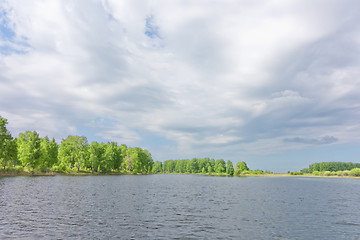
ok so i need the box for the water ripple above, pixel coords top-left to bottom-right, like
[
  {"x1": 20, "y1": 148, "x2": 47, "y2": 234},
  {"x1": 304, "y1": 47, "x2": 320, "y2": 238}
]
[{"x1": 0, "y1": 175, "x2": 360, "y2": 239}]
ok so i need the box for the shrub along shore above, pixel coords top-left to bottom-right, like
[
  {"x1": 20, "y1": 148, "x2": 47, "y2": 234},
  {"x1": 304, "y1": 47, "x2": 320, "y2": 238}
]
[{"x1": 1, "y1": 166, "x2": 360, "y2": 179}]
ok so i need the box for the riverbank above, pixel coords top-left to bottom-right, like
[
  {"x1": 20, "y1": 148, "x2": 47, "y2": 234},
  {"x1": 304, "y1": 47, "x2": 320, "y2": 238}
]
[
  {"x1": 0, "y1": 169, "x2": 152, "y2": 177},
  {"x1": 1, "y1": 170, "x2": 359, "y2": 179}
]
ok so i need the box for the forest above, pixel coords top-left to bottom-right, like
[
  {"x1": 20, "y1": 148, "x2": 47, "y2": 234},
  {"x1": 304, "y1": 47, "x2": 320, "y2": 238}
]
[
  {"x1": 296, "y1": 161, "x2": 360, "y2": 177},
  {"x1": 0, "y1": 116, "x2": 153, "y2": 174},
  {"x1": 152, "y1": 158, "x2": 267, "y2": 176}
]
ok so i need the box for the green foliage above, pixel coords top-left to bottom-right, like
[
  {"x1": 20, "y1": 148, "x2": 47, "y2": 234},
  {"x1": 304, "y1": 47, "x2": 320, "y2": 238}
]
[
  {"x1": 51, "y1": 163, "x2": 67, "y2": 173},
  {"x1": 152, "y1": 161, "x2": 163, "y2": 173},
  {"x1": 300, "y1": 168, "x2": 309, "y2": 173},
  {"x1": 235, "y1": 161, "x2": 249, "y2": 175},
  {"x1": 290, "y1": 171, "x2": 303, "y2": 175},
  {"x1": 159, "y1": 158, "x2": 242, "y2": 176},
  {"x1": 309, "y1": 162, "x2": 360, "y2": 173},
  {"x1": 121, "y1": 147, "x2": 153, "y2": 174},
  {"x1": 349, "y1": 168, "x2": 360, "y2": 177},
  {"x1": 104, "y1": 142, "x2": 122, "y2": 171},
  {"x1": 0, "y1": 116, "x2": 15, "y2": 170},
  {"x1": 59, "y1": 136, "x2": 88, "y2": 172},
  {"x1": 249, "y1": 169, "x2": 265, "y2": 175},
  {"x1": 17, "y1": 131, "x2": 41, "y2": 171},
  {"x1": 0, "y1": 118, "x2": 153, "y2": 175},
  {"x1": 88, "y1": 142, "x2": 106, "y2": 172},
  {"x1": 38, "y1": 137, "x2": 58, "y2": 171},
  {"x1": 226, "y1": 160, "x2": 234, "y2": 176},
  {"x1": 303, "y1": 162, "x2": 360, "y2": 177},
  {"x1": 214, "y1": 159, "x2": 226, "y2": 173}
]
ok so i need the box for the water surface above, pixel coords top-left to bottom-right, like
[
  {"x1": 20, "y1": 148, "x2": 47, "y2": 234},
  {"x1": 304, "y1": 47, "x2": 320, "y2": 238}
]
[{"x1": 1, "y1": 175, "x2": 359, "y2": 239}]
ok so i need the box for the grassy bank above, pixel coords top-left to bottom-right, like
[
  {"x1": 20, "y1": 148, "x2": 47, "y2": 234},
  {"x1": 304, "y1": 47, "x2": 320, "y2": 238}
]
[
  {"x1": 0, "y1": 168, "x2": 153, "y2": 177},
  {"x1": 158, "y1": 172, "x2": 360, "y2": 179},
  {"x1": 1, "y1": 169, "x2": 360, "y2": 179}
]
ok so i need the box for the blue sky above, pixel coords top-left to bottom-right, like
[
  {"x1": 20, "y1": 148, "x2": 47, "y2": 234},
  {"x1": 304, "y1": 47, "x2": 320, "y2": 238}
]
[{"x1": 1, "y1": 0, "x2": 360, "y2": 172}]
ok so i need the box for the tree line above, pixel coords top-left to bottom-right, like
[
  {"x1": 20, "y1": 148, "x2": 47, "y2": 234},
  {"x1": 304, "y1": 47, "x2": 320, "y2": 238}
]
[
  {"x1": 152, "y1": 158, "x2": 264, "y2": 176},
  {"x1": 0, "y1": 116, "x2": 153, "y2": 173},
  {"x1": 301, "y1": 162, "x2": 360, "y2": 173},
  {"x1": 294, "y1": 161, "x2": 360, "y2": 177}
]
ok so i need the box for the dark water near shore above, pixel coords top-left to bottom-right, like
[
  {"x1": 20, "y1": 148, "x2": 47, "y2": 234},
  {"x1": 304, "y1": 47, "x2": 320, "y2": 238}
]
[{"x1": 0, "y1": 175, "x2": 360, "y2": 239}]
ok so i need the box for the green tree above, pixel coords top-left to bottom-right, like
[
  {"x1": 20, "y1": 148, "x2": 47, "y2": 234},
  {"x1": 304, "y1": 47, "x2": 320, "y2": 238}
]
[
  {"x1": 235, "y1": 161, "x2": 249, "y2": 175},
  {"x1": 17, "y1": 131, "x2": 41, "y2": 171},
  {"x1": 124, "y1": 148, "x2": 139, "y2": 173},
  {"x1": 308, "y1": 162, "x2": 360, "y2": 173},
  {"x1": 153, "y1": 161, "x2": 163, "y2": 173},
  {"x1": 104, "y1": 142, "x2": 122, "y2": 172},
  {"x1": 0, "y1": 138, "x2": 17, "y2": 170},
  {"x1": 226, "y1": 160, "x2": 234, "y2": 175},
  {"x1": 59, "y1": 136, "x2": 88, "y2": 172},
  {"x1": 119, "y1": 144, "x2": 128, "y2": 171},
  {"x1": 136, "y1": 148, "x2": 153, "y2": 173},
  {"x1": 163, "y1": 160, "x2": 176, "y2": 173},
  {"x1": 38, "y1": 137, "x2": 58, "y2": 171},
  {"x1": 88, "y1": 141, "x2": 105, "y2": 172},
  {"x1": 214, "y1": 159, "x2": 226, "y2": 173},
  {"x1": 208, "y1": 165, "x2": 213, "y2": 174},
  {"x1": 190, "y1": 158, "x2": 199, "y2": 173},
  {"x1": 349, "y1": 168, "x2": 360, "y2": 177},
  {"x1": 0, "y1": 116, "x2": 13, "y2": 170}
]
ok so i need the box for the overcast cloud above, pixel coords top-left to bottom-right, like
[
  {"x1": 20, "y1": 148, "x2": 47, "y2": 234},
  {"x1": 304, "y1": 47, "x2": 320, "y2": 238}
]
[{"x1": 1, "y1": 0, "x2": 360, "y2": 172}]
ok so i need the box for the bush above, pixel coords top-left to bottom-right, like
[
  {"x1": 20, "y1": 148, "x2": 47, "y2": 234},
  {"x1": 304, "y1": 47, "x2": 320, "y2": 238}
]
[
  {"x1": 349, "y1": 168, "x2": 360, "y2": 177},
  {"x1": 335, "y1": 171, "x2": 343, "y2": 176},
  {"x1": 51, "y1": 164, "x2": 67, "y2": 173},
  {"x1": 312, "y1": 171, "x2": 320, "y2": 176},
  {"x1": 322, "y1": 171, "x2": 331, "y2": 176}
]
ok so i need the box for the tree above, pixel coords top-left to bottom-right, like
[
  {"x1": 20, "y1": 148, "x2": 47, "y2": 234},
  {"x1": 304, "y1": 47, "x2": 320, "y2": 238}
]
[
  {"x1": 226, "y1": 160, "x2": 234, "y2": 175},
  {"x1": 88, "y1": 142, "x2": 105, "y2": 172},
  {"x1": 104, "y1": 142, "x2": 122, "y2": 172},
  {"x1": 59, "y1": 136, "x2": 88, "y2": 172},
  {"x1": 124, "y1": 148, "x2": 139, "y2": 173},
  {"x1": 308, "y1": 162, "x2": 360, "y2": 173},
  {"x1": 163, "y1": 160, "x2": 175, "y2": 173},
  {"x1": 153, "y1": 161, "x2": 163, "y2": 173},
  {"x1": 136, "y1": 148, "x2": 153, "y2": 173},
  {"x1": 235, "y1": 161, "x2": 249, "y2": 175},
  {"x1": 0, "y1": 138, "x2": 17, "y2": 170},
  {"x1": 38, "y1": 137, "x2": 58, "y2": 171},
  {"x1": 0, "y1": 116, "x2": 13, "y2": 170},
  {"x1": 17, "y1": 131, "x2": 41, "y2": 171},
  {"x1": 214, "y1": 159, "x2": 226, "y2": 173},
  {"x1": 189, "y1": 158, "x2": 199, "y2": 173}
]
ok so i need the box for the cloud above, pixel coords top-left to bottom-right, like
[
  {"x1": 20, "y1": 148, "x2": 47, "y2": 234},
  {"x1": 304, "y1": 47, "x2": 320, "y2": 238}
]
[
  {"x1": 284, "y1": 136, "x2": 338, "y2": 145},
  {"x1": 1, "y1": 0, "x2": 360, "y2": 171}
]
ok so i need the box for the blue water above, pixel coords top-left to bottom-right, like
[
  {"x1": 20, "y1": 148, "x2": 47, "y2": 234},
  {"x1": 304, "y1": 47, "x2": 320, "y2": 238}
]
[{"x1": 0, "y1": 175, "x2": 359, "y2": 239}]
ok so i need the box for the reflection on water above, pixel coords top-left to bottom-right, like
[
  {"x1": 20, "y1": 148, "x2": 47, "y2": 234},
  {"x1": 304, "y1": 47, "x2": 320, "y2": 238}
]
[{"x1": 0, "y1": 175, "x2": 359, "y2": 239}]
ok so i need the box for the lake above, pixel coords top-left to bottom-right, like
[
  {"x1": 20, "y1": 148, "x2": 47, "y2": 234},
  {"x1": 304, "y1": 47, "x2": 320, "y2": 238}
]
[{"x1": 0, "y1": 175, "x2": 359, "y2": 239}]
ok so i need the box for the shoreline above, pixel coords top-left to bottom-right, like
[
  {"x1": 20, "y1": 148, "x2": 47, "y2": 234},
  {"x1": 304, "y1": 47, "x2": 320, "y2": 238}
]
[
  {"x1": 0, "y1": 171, "x2": 151, "y2": 177},
  {"x1": 1, "y1": 171, "x2": 359, "y2": 179}
]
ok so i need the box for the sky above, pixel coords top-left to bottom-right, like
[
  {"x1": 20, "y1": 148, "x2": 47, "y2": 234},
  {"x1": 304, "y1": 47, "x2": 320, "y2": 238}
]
[{"x1": 1, "y1": 0, "x2": 360, "y2": 172}]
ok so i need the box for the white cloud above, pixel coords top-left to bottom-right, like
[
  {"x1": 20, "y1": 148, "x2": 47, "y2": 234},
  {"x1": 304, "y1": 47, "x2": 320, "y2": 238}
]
[{"x1": 1, "y1": 0, "x2": 360, "y2": 170}]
